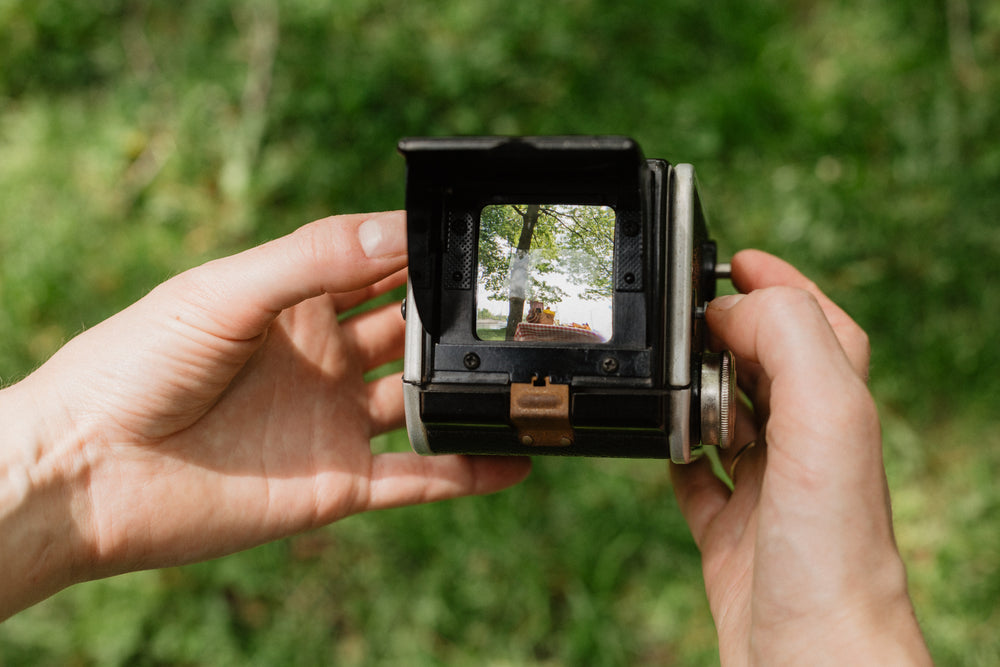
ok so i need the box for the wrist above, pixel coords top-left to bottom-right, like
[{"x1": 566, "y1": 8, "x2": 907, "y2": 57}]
[
  {"x1": 837, "y1": 585, "x2": 931, "y2": 666},
  {"x1": 838, "y1": 545, "x2": 931, "y2": 664},
  {"x1": 0, "y1": 380, "x2": 94, "y2": 619},
  {"x1": 748, "y1": 566, "x2": 931, "y2": 666}
]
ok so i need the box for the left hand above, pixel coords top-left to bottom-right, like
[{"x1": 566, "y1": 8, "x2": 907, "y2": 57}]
[{"x1": 1, "y1": 211, "x2": 530, "y2": 617}]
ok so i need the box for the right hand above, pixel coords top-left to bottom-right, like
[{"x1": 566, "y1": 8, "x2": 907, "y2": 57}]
[{"x1": 671, "y1": 250, "x2": 931, "y2": 665}]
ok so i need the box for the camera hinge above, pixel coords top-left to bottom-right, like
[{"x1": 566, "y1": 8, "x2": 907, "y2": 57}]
[{"x1": 509, "y1": 376, "x2": 573, "y2": 447}]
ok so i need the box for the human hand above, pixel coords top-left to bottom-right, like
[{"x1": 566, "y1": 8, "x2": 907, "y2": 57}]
[
  {"x1": 671, "y1": 250, "x2": 930, "y2": 665},
  {"x1": 0, "y1": 211, "x2": 530, "y2": 618}
]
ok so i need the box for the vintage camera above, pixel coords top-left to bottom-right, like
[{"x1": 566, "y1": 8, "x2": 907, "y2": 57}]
[{"x1": 399, "y1": 136, "x2": 735, "y2": 463}]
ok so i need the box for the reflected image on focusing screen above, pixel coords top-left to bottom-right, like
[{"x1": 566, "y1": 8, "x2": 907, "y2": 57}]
[{"x1": 476, "y1": 204, "x2": 615, "y2": 343}]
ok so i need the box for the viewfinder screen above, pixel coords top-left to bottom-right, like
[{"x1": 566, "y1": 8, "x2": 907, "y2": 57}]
[{"x1": 476, "y1": 204, "x2": 615, "y2": 343}]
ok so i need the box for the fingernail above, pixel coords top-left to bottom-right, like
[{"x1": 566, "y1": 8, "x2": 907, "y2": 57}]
[
  {"x1": 358, "y1": 212, "x2": 407, "y2": 258},
  {"x1": 709, "y1": 294, "x2": 745, "y2": 311}
]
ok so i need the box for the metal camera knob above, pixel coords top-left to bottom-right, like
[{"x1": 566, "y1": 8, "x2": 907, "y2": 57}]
[{"x1": 700, "y1": 350, "x2": 736, "y2": 449}]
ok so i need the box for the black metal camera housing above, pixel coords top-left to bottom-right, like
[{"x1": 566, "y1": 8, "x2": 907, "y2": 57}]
[{"x1": 400, "y1": 136, "x2": 734, "y2": 463}]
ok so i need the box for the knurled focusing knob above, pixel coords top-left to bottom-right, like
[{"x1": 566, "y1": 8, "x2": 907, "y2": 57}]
[{"x1": 700, "y1": 350, "x2": 736, "y2": 449}]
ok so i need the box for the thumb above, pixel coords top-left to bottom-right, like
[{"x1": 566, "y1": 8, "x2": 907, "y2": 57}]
[
  {"x1": 730, "y1": 249, "x2": 870, "y2": 380},
  {"x1": 706, "y1": 288, "x2": 880, "y2": 468},
  {"x1": 150, "y1": 211, "x2": 408, "y2": 340},
  {"x1": 706, "y1": 287, "x2": 855, "y2": 391}
]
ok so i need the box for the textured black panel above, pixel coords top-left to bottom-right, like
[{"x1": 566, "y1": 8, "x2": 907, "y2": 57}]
[
  {"x1": 615, "y1": 210, "x2": 643, "y2": 291},
  {"x1": 443, "y1": 210, "x2": 475, "y2": 289}
]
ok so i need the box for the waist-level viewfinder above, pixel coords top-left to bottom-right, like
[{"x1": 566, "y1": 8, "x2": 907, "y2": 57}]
[{"x1": 399, "y1": 136, "x2": 734, "y2": 463}]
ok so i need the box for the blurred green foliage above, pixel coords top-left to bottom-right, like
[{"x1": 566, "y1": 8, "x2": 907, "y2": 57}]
[{"x1": 1, "y1": 0, "x2": 998, "y2": 664}]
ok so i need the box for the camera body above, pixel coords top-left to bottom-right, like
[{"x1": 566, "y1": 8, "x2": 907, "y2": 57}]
[{"x1": 400, "y1": 136, "x2": 734, "y2": 463}]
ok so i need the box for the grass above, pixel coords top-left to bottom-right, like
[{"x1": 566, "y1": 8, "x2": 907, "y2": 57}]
[
  {"x1": 476, "y1": 327, "x2": 507, "y2": 341},
  {"x1": 1, "y1": 1, "x2": 999, "y2": 664}
]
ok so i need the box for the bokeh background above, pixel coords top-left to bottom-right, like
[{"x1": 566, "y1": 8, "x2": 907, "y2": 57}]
[{"x1": 1, "y1": 1, "x2": 998, "y2": 664}]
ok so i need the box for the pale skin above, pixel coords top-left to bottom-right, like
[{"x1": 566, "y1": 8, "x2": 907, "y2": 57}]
[
  {"x1": 671, "y1": 250, "x2": 932, "y2": 665},
  {"x1": 0, "y1": 210, "x2": 531, "y2": 619},
  {"x1": 1, "y1": 213, "x2": 930, "y2": 663}
]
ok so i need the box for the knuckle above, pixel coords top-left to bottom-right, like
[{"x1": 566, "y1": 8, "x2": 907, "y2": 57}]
[
  {"x1": 755, "y1": 285, "x2": 822, "y2": 317},
  {"x1": 851, "y1": 326, "x2": 872, "y2": 363},
  {"x1": 289, "y1": 217, "x2": 366, "y2": 293},
  {"x1": 292, "y1": 221, "x2": 330, "y2": 271},
  {"x1": 154, "y1": 266, "x2": 219, "y2": 315}
]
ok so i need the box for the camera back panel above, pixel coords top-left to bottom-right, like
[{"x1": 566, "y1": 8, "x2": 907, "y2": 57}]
[{"x1": 399, "y1": 136, "x2": 723, "y2": 461}]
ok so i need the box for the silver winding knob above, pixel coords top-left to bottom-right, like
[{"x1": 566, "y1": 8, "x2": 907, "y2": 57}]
[{"x1": 700, "y1": 350, "x2": 736, "y2": 449}]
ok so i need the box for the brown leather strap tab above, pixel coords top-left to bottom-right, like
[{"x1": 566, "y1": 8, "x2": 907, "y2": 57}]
[{"x1": 509, "y1": 376, "x2": 573, "y2": 447}]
